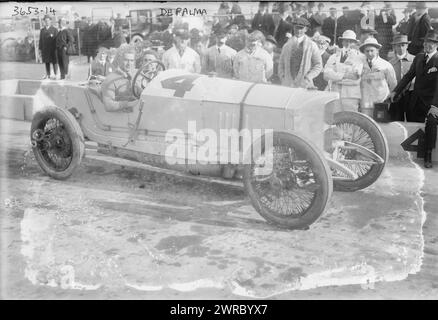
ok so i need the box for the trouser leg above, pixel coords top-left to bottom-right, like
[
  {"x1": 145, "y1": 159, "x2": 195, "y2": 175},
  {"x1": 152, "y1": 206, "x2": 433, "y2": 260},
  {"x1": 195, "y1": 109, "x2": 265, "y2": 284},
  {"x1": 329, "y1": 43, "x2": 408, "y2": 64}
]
[
  {"x1": 45, "y1": 63, "x2": 50, "y2": 76},
  {"x1": 57, "y1": 49, "x2": 67, "y2": 79},
  {"x1": 52, "y1": 63, "x2": 58, "y2": 75},
  {"x1": 425, "y1": 114, "x2": 438, "y2": 151}
]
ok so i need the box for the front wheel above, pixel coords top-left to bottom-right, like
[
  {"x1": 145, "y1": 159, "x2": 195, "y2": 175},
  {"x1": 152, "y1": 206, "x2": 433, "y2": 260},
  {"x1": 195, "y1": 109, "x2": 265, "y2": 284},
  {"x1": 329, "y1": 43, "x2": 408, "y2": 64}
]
[
  {"x1": 328, "y1": 111, "x2": 388, "y2": 192},
  {"x1": 243, "y1": 132, "x2": 333, "y2": 230},
  {"x1": 30, "y1": 106, "x2": 85, "y2": 180}
]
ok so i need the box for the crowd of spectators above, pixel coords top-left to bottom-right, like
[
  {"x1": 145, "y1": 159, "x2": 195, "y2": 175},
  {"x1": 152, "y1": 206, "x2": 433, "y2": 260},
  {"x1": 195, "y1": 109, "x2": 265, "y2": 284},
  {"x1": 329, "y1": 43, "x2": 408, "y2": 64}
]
[{"x1": 38, "y1": 1, "x2": 438, "y2": 167}]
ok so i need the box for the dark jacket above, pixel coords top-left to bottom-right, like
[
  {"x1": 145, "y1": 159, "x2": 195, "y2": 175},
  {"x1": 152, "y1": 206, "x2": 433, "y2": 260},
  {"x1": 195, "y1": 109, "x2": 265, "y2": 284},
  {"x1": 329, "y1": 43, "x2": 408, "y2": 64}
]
[
  {"x1": 336, "y1": 15, "x2": 356, "y2": 40},
  {"x1": 251, "y1": 12, "x2": 275, "y2": 36},
  {"x1": 407, "y1": 13, "x2": 433, "y2": 55},
  {"x1": 274, "y1": 18, "x2": 292, "y2": 48},
  {"x1": 301, "y1": 13, "x2": 323, "y2": 36},
  {"x1": 39, "y1": 25, "x2": 58, "y2": 63},
  {"x1": 375, "y1": 12, "x2": 397, "y2": 46},
  {"x1": 394, "y1": 51, "x2": 438, "y2": 116},
  {"x1": 321, "y1": 16, "x2": 337, "y2": 45},
  {"x1": 55, "y1": 28, "x2": 73, "y2": 50}
]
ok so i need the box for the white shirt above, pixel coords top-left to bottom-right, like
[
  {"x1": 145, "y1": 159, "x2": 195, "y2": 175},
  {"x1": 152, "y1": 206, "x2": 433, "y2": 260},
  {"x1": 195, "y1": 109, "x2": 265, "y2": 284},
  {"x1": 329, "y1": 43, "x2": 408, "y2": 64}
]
[
  {"x1": 296, "y1": 35, "x2": 305, "y2": 44},
  {"x1": 162, "y1": 46, "x2": 201, "y2": 73}
]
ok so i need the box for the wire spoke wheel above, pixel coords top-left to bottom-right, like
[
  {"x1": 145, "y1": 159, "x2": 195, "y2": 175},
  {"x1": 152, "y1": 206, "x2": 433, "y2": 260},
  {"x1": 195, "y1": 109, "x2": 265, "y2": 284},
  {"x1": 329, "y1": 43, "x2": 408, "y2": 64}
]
[
  {"x1": 328, "y1": 111, "x2": 388, "y2": 192},
  {"x1": 31, "y1": 106, "x2": 85, "y2": 180},
  {"x1": 251, "y1": 145, "x2": 318, "y2": 217},
  {"x1": 244, "y1": 132, "x2": 332, "y2": 230},
  {"x1": 332, "y1": 121, "x2": 375, "y2": 178},
  {"x1": 36, "y1": 118, "x2": 73, "y2": 171}
]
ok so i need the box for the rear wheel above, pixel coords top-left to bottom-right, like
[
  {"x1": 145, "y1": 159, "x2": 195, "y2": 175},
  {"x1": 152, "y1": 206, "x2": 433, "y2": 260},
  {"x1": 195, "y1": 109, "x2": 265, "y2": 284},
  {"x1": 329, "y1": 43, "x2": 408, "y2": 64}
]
[
  {"x1": 243, "y1": 132, "x2": 332, "y2": 230},
  {"x1": 30, "y1": 106, "x2": 85, "y2": 180},
  {"x1": 328, "y1": 111, "x2": 388, "y2": 192}
]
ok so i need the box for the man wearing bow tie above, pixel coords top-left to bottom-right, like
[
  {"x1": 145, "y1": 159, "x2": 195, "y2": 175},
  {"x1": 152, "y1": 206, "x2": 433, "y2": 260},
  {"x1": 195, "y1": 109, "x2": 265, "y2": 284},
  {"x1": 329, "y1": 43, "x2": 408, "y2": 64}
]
[{"x1": 391, "y1": 30, "x2": 438, "y2": 168}]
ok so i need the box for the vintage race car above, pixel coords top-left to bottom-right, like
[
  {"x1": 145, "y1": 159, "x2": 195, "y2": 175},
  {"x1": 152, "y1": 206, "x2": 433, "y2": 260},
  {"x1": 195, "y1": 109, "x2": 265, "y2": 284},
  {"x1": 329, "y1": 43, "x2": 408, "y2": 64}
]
[{"x1": 30, "y1": 61, "x2": 388, "y2": 229}]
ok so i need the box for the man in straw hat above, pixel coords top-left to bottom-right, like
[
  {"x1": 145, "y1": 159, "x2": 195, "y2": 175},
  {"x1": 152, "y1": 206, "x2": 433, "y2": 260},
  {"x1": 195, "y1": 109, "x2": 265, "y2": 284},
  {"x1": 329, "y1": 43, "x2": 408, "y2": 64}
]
[
  {"x1": 391, "y1": 29, "x2": 438, "y2": 168},
  {"x1": 324, "y1": 30, "x2": 363, "y2": 109},
  {"x1": 388, "y1": 34, "x2": 415, "y2": 121},
  {"x1": 359, "y1": 37, "x2": 397, "y2": 111},
  {"x1": 407, "y1": 1, "x2": 433, "y2": 55},
  {"x1": 278, "y1": 17, "x2": 322, "y2": 88}
]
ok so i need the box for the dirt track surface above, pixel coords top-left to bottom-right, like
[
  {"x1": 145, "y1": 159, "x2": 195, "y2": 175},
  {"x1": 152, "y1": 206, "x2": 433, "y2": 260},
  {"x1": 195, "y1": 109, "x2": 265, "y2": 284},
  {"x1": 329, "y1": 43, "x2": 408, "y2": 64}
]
[{"x1": 1, "y1": 119, "x2": 437, "y2": 299}]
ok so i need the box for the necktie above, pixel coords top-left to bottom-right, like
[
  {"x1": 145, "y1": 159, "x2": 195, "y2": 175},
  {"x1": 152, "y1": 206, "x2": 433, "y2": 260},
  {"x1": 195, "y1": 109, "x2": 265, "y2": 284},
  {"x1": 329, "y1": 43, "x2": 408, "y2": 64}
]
[
  {"x1": 368, "y1": 60, "x2": 373, "y2": 69},
  {"x1": 218, "y1": 47, "x2": 221, "y2": 54},
  {"x1": 424, "y1": 54, "x2": 429, "y2": 66},
  {"x1": 340, "y1": 51, "x2": 348, "y2": 63}
]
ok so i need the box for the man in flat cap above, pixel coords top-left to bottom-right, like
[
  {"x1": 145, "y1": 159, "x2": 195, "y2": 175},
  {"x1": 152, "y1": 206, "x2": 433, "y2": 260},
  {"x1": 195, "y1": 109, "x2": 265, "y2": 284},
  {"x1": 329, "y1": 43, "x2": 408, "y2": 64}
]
[
  {"x1": 391, "y1": 30, "x2": 438, "y2": 168},
  {"x1": 162, "y1": 29, "x2": 201, "y2": 73},
  {"x1": 278, "y1": 17, "x2": 322, "y2": 88},
  {"x1": 204, "y1": 29, "x2": 236, "y2": 78},
  {"x1": 388, "y1": 34, "x2": 415, "y2": 120},
  {"x1": 233, "y1": 31, "x2": 273, "y2": 83},
  {"x1": 407, "y1": 2, "x2": 433, "y2": 55}
]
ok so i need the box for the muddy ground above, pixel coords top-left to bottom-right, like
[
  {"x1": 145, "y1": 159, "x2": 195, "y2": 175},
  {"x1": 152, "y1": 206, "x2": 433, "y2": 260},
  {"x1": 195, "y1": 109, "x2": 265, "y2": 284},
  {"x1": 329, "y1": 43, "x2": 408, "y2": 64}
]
[{"x1": 1, "y1": 119, "x2": 437, "y2": 299}]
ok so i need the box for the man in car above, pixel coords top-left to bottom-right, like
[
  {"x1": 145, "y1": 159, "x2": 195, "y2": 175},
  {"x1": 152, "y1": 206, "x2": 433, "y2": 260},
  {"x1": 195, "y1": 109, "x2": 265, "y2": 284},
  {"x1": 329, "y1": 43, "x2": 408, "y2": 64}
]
[{"x1": 101, "y1": 48, "x2": 138, "y2": 112}]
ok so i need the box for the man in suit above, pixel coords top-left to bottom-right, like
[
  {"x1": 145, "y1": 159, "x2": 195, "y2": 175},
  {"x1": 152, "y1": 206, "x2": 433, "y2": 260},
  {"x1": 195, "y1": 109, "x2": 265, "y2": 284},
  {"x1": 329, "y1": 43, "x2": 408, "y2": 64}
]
[
  {"x1": 204, "y1": 29, "x2": 236, "y2": 78},
  {"x1": 388, "y1": 34, "x2": 415, "y2": 121},
  {"x1": 391, "y1": 30, "x2": 438, "y2": 168},
  {"x1": 407, "y1": 2, "x2": 433, "y2": 55},
  {"x1": 39, "y1": 15, "x2": 58, "y2": 79},
  {"x1": 251, "y1": 2, "x2": 275, "y2": 36},
  {"x1": 321, "y1": 7, "x2": 338, "y2": 45},
  {"x1": 55, "y1": 18, "x2": 74, "y2": 80}
]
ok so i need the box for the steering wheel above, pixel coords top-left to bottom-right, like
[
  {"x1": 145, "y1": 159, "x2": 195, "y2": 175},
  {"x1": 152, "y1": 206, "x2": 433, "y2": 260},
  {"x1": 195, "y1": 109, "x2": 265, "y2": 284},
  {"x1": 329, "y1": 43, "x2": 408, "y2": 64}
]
[{"x1": 132, "y1": 60, "x2": 165, "y2": 99}]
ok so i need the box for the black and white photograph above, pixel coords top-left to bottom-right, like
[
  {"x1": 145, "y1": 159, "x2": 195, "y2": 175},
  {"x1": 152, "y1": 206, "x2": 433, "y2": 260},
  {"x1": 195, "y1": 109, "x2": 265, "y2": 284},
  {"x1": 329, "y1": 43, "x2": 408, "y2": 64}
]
[{"x1": 0, "y1": 0, "x2": 437, "y2": 304}]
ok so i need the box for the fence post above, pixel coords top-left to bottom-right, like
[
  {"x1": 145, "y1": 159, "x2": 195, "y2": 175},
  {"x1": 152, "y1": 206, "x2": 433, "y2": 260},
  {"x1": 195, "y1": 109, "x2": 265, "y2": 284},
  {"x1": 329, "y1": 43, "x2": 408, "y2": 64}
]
[
  {"x1": 32, "y1": 21, "x2": 38, "y2": 63},
  {"x1": 77, "y1": 27, "x2": 81, "y2": 58}
]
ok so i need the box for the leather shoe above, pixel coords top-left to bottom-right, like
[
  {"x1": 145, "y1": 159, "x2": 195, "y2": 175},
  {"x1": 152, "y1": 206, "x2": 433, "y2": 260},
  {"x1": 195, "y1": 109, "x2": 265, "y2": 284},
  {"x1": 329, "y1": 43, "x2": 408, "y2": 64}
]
[{"x1": 424, "y1": 151, "x2": 433, "y2": 168}]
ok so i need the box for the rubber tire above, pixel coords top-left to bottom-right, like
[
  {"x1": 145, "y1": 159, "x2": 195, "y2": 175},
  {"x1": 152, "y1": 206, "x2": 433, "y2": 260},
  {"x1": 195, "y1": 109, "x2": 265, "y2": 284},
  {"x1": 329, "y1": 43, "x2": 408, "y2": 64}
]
[
  {"x1": 331, "y1": 111, "x2": 389, "y2": 192},
  {"x1": 243, "y1": 132, "x2": 333, "y2": 230},
  {"x1": 31, "y1": 106, "x2": 85, "y2": 180}
]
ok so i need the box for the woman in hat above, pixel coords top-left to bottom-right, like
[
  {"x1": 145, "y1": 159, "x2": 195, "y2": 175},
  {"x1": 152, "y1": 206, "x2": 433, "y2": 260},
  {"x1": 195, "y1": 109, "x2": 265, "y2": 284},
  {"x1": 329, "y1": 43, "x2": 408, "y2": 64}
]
[
  {"x1": 359, "y1": 37, "x2": 397, "y2": 112},
  {"x1": 324, "y1": 30, "x2": 363, "y2": 109}
]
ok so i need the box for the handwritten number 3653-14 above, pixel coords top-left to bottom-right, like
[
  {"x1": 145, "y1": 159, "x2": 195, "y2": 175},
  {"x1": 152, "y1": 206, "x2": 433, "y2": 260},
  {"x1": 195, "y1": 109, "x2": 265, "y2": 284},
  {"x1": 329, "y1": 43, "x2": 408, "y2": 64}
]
[{"x1": 12, "y1": 6, "x2": 56, "y2": 16}]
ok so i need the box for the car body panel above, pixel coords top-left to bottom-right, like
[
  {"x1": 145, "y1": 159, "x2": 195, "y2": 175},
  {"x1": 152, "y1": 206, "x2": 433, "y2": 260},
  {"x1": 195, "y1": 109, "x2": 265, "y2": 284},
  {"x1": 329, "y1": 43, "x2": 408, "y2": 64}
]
[{"x1": 34, "y1": 69, "x2": 339, "y2": 170}]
